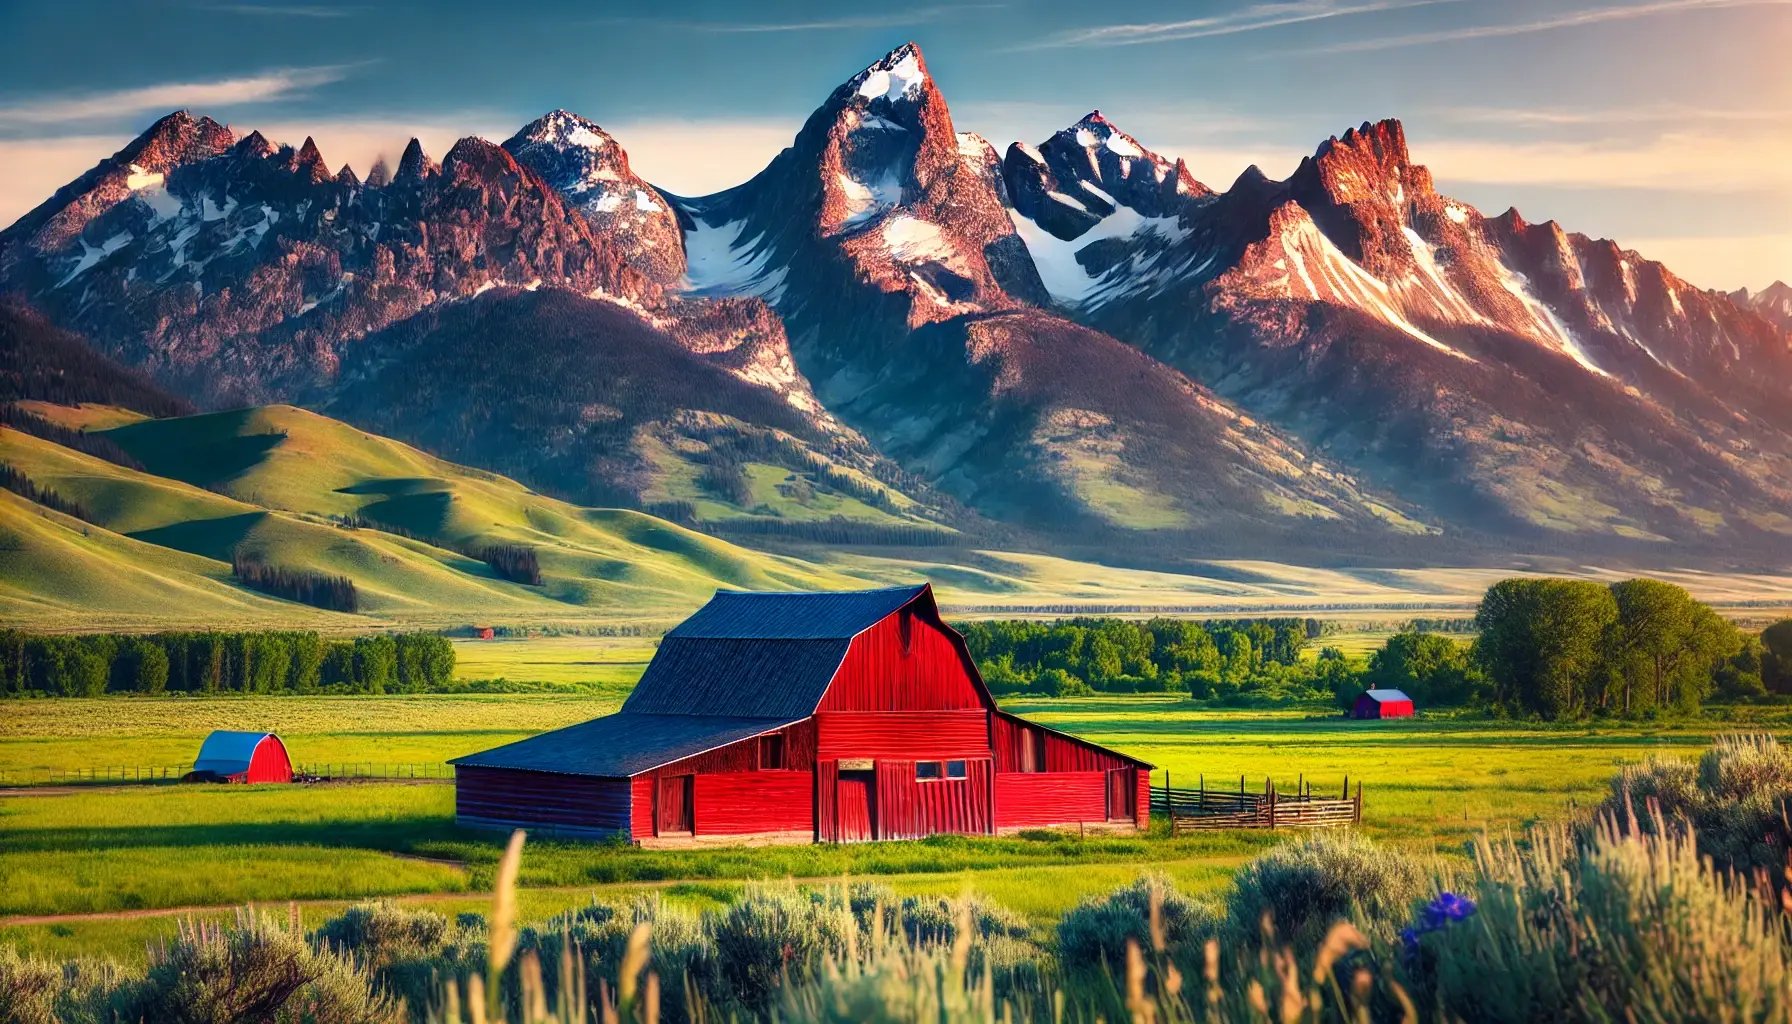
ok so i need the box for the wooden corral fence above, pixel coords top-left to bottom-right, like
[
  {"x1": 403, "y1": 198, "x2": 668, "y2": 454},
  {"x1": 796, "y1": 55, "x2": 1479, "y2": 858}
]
[
  {"x1": 295, "y1": 762, "x2": 455, "y2": 782},
  {"x1": 1152, "y1": 774, "x2": 1362, "y2": 832}
]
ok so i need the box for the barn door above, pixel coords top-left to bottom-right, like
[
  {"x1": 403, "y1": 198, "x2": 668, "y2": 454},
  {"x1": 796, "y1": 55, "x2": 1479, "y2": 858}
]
[
  {"x1": 1106, "y1": 769, "x2": 1135, "y2": 821},
  {"x1": 835, "y1": 770, "x2": 875, "y2": 842},
  {"x1": 656, "y1": 774, "x2": 693, "y2": 835}
]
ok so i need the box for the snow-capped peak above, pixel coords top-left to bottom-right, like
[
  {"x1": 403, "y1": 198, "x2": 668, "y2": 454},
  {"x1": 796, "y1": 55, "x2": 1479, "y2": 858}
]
[
  {"x1": 1065, "y1": 111, "x2": 1151, "y2": 161},
  {"x1": 847, "y1": 42, "x2": 929, "y2": 105},
  {"x1": 510, "y1": 109, "x2": 616, "y2": 153}
]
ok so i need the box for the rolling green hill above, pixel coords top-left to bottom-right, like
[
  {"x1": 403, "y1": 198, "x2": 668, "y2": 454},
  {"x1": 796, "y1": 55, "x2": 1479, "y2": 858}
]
[
  {"x1": 8, "y1": 402, "x2": 1789, "y2": 634},
  {"x1": 1, "y1": 404, "x2": 860, "y2": 630}
]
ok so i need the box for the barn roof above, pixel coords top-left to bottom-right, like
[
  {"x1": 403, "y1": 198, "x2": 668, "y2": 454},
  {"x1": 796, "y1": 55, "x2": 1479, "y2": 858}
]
[
  {"x1": 449, "y1": 713, "x2": 799, "y2": 778},
  {"x1": 1362, "y1": 689, "x2": 1412, "y2": 702},
  {"x1": 669, "y1": 585, "x2": 929, "y2": 639},
  {"x1": 192, "y1": 730, "x2": 276, "y2": 774},
  {"x1": 619, "y1": 585, "x2": 932, "y2": 718}
]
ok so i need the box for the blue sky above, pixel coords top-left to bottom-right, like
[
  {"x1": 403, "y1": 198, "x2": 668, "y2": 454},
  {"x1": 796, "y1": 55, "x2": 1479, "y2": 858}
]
[{"x1": 2, "y1": 0, "x2": 1788, "y2": 290}]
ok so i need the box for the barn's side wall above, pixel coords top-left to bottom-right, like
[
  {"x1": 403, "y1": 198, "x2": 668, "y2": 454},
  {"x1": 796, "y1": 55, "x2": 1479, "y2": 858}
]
[
  {"x1": 629, "y1": 721, "x2": 818, "y2": 843},
  {"x1": 991, "y1": 714, "x2": 1148, "y2": 832},
  {"x1": 456, "y1": 766, "x2": 631, "y2": 839},
  {"x1": 819, "y1": 609, "x2": 986, "y2": 711},
  {"x1": 993, "y1": 771, "x2": 1109, "y2": 828}
]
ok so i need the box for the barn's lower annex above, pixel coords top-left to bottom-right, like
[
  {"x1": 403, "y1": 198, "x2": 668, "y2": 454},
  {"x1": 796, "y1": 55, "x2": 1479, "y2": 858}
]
[{"x1": 451, "y1": 585, "x2": 1150, "y2": 845}]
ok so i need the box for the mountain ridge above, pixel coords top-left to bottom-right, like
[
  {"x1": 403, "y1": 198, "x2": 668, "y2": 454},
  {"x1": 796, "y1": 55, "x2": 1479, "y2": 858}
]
[{"x1": 3, "y1": 40, "x2": 1789, "y2": 562}]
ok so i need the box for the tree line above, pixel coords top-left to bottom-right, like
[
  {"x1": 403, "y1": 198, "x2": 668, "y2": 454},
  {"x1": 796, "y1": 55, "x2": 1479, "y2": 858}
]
[
  {"x1": 960, "y1": 616, "x2": 1325, "y2": 699},
  {"x1": 957, "y1": 579, "x2": 1792, "y2": 720},
  {"x1": 1470, "y1": 577, "x2": 1787, "y2": 719},
  {"x1": 0, "y1": 630, "x2": 455, "y2": 697}
]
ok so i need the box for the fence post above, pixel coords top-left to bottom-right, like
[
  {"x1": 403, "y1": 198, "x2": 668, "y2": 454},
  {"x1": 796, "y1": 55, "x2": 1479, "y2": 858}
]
[
  {"x1": 1269, "y1": 780, "x2": 1277, "y2": 829},
  {"x1": 1342, "y1": 774, "x2": 1349, "y2": 801},
  {"x1": 1354, "y1": 781, "x2": 1363, "y2": 823},
  {"x1": 1199, "y1": 773, "x2": 1205, "y2": 811}
]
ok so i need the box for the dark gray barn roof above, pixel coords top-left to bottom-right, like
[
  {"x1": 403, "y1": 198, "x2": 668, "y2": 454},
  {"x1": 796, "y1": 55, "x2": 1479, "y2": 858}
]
[
  {"x1": 669, "y1": 585, "x2": 928, "y2": 639},
  {"x1": 619, "y1": 585, "x2": 930, "y2": 718},
  {"x1": 449, "y1": 713, "x2": 799, "y2": 778}
]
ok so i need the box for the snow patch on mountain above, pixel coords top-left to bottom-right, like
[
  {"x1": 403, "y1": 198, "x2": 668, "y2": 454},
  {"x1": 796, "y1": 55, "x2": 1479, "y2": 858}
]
[
  {"x1": 855, "y1": 47, "x2": 925, "y2": 103},
  {"x1": 1491, "y1": 260, "x2": 1609, "y2": 377},
  {"x1": 1006, "y1": 203, "x2": 1193, "y2": 307},
  {"x1": 881, "y1": 215, "x2": 956, "y2": 264},
  {"x1": 838, "y1": 170, "x2": 901, "y2": 229},
  {"x1": 680, "y1": 213, "x2": 787, "y2": 304}
]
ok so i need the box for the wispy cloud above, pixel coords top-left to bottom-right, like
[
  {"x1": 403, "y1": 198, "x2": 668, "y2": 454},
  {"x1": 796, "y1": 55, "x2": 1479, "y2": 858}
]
[
  {"x1": 1276, "y1": 0, "x2": 1792, "y2": 55},
  {"x1": 1013, "y1": 0, "x2": 1455, "y2": 50},
  {"x1": 1420, "y1": 129, "x2": 1792, "y2": 193},
  {"x1": 0, "y1": 65, "x2": 360, "y2": 129},
  {"x1": 1430, "y1": 103, "x2": 1792, "y2": 127},
  {"x1": 199, "y1": 2, "x2": 363, "y2": 16},
  {"x1": 594, "y1": 5, "x2": 997, "y2": 34}
]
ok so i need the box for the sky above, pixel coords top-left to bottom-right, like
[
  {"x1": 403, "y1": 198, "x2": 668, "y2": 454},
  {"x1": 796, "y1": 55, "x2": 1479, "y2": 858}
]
[{"x1": 1, "y1": 0, "x2": 1788, "y2": 291}]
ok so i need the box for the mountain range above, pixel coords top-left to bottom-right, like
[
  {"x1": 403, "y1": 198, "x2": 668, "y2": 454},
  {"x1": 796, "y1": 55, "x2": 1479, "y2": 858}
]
[{"x1": 4, "y1": 41, "x2": 1789, "y2": 567}]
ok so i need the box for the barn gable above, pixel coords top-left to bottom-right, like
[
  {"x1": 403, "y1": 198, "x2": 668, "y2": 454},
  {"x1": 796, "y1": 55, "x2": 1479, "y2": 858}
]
[{"x1": 620, "y1": 585, "x2": 991, "y2": 718}]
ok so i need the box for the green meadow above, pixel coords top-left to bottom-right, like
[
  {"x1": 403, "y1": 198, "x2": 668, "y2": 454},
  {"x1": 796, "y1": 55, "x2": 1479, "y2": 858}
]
[{"x1": 5, "y1": 672, "x2": 1786, "y2": 964}]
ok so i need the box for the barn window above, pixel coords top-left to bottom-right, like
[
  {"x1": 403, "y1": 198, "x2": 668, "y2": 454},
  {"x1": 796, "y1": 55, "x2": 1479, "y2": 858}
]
[
  {"x1": 945, "y1": 760, "x2": 967, "y2": 779},
  {"x1": 759, "y1": 734, "x2": 786, "y2": 770},
  {"x1": 915, "y1": 761, "x2": 943, "y2": 780}
]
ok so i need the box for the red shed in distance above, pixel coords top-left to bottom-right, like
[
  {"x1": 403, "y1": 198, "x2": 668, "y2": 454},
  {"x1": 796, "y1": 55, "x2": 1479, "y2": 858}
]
[
  {"x1": 189, "y1": 731, "x2": 293, "y2": 783},
  {"x1": 1352, "y1": 689, "x2": 1415, "y2": 719},
  {"x1": 452, "y1": 584, "x2": 1151, "y2": 845}
]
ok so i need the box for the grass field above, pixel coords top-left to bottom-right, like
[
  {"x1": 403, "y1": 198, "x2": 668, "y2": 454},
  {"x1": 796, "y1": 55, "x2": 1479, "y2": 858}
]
[{"x1": 5, "y1": 686, "x2": 1786, "y2": 964}]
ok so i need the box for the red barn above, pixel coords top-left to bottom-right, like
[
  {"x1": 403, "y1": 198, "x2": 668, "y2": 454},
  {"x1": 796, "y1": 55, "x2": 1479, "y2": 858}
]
[
  {"x1": 190, "y1": 731, "x2": 293, "y2": 783},
  {"x1": 1352, "y1": 689, "x2": 1415, "y2": 719},
  {"x1": 451, "y1": 585, "x2": 1150, "y2": 845}
]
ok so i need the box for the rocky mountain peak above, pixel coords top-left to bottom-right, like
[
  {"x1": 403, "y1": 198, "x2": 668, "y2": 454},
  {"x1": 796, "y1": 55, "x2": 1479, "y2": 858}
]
[
  {"x1": 504, "y1": 109, "x2": 635, "y2": 190},
  {"x1": 394, "y1": 138, "x2": 436, "y2": 183},
  {"x1": 503, "y1": 109, "x2": 683, "y2": 284},
  {"x1": 842, "y1": 41, "x2": 930, "y2": 107},
  {"x1": 293, "y1": 136, "x2": 333, "y2": 182},
  {"x1": 128, "y1": 110, "x2": 238, "y2": 168},
  {"x1": 233, "y1": 130, "x2": 278, "y2": 161},
  {"x1": 364, "y1": 156, "x2": 392, "y2": 188}
]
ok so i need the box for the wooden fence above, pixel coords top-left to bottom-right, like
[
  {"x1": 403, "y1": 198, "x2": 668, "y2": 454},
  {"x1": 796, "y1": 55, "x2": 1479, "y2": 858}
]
[
  {"x1": 295, "y1": 762, "x2": 454, "y2": 781},
  {"x1": 1151, "y1": 774, "x2": 1362, "y2": 832},
  {"x1": 0, "y1": 766, "x2": 190, "y2": 787}
]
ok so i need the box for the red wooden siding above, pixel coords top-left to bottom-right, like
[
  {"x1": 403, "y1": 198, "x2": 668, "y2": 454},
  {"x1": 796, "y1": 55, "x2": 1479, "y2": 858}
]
[
  {"x1": 630, "y1": 776, "x2": 653, "y2": 838},
  {"x1": 819, "y1": 609, "x2": 987, "y2": 712},
  {"x1": 993, "y1": 771, "x2": 1107, "y2": 827},
  {"x1": 692, "y1": 771, "x2": 814, "y2": 835},
  {"x1": 994, "y1": 714, "x2": 1138, "y2": 773},
  {"x1": 458, "y1": 766, "x2": 631, "y2": 838},
  {"x1": 246, "y1": 735, "x2": 293, "y2": 784},
  {"x1": 872, "y1": 758, "x2": 993, "y2": 838},
  {"x1": 1135, "y1": 770, "x2": 1151, "y2": 829},
  {"x1": 815, "y1": 710, "x2": 990, "y2": 760}
]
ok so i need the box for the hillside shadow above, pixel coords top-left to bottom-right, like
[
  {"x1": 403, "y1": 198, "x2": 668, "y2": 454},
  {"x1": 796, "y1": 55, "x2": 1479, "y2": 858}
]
[{"x1": 128, "y1": 512, "x2": 267, "y2": 561}]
